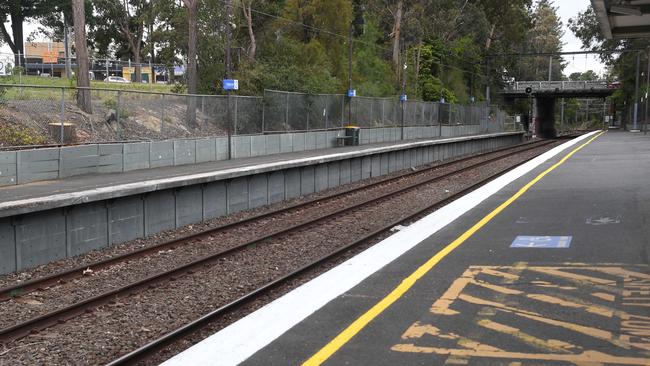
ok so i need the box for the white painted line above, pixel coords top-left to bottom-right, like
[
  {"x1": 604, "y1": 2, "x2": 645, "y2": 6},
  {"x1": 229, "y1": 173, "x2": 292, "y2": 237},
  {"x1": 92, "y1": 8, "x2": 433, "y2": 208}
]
[
  {"x1": 0, "y1": 133, "x2": 513, "y2": 214},
  {"x1": 160, "y1": 131, "x2": 598, "y2": 366}
]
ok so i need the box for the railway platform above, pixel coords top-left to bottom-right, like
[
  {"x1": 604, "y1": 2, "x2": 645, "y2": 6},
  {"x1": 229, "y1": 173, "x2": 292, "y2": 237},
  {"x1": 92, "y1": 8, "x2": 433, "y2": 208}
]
[
  {"x1": 0, "y1": 132, "x2": 522, "y2": 274},
  {"x1": 164, "y1": 130, "x2": 650, "y2": 365}
]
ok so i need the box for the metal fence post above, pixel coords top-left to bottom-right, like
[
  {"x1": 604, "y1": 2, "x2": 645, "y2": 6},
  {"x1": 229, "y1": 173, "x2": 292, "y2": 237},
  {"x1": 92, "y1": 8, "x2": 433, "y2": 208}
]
[
  {"x1": 285, "y1": 92, "x2": 289, "y2": 131},
  {"x1": 261, "y1": 95, "x2": 266, "y2": 133},
  {"x1": 60, "y1": 88, "x2": 65, "y2": 145},
  {"x1": 160, "y1": 94, "x2": 165, "y2": 135},
  {"x1": 325, "y1": 95, "x2": 329, "y2": 130},
  {"x1": 234, "y1": 96, "x2": 238, "y2": 134},
  {"x1": 341, "y1": 97, "x2": 345, "y2": 126},
  {"x1": 116, "y1": 90, "x2": 122, "y2": 140}
]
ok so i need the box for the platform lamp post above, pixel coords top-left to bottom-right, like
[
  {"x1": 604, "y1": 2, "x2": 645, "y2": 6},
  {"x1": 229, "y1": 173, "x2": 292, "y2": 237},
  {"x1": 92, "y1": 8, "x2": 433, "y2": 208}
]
[
  {"x1": 643, "y1": 47, "x2": 650, "y2": 135},
  {"x1": 400, "y1": 58, "x2": 407, "y2": 140},
  {"x1": 347, "y1": 23, "x2": 354, "y2": 126},
  {"x1": 633, "y1": 50, "x2": 641, "y2": 132}
]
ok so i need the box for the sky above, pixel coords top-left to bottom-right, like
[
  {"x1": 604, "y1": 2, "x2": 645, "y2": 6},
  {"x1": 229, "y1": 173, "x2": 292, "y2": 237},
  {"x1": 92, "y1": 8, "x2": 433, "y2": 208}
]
[
  {"x1": 556, "y1": 0, "x2": 607, "y2": 77},
  {"x1": 1, "y1": 0, "x2": 606, "y2": 78}
]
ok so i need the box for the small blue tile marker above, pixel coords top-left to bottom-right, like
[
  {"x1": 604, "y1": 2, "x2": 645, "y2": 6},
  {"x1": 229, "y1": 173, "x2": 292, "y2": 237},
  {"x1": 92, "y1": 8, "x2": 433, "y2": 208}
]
[{"x1": 510, "y1": 236, "x2": 572, "y2": 248}]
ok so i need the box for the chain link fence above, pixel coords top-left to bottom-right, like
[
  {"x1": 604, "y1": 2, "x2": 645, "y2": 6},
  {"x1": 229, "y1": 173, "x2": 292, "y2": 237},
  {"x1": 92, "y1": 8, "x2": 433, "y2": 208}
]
[{"x1": 0, "y1": 84, "x2": 504, "y2": 147}]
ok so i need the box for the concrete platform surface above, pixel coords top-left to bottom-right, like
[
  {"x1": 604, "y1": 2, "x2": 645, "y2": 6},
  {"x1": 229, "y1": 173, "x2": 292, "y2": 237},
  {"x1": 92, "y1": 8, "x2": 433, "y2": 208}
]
[
  {"x1": 0, "y1": 133, "x2": 518, "y2": 218},
  {"x1": 164, "y1": 131, "x2": 650, "y2": 366}
]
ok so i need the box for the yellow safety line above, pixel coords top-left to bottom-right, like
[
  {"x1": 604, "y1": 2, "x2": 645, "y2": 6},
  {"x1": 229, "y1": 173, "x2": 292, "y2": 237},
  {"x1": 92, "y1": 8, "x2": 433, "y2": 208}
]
[{"x1": 302, "y1": 131, "x2": 606, "y2": 366}]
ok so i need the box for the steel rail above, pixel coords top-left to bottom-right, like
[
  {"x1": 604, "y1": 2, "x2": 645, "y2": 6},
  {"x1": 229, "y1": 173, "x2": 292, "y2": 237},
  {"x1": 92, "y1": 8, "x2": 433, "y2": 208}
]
[
  {"x1": 0, "y1": 139, "x2": 550, "y2": 302},
  {"x1": 105, "y1": 140, "x2": 549, "y2": 366},
  {"x1": 0, "y1": 140, "x2": 557, "y2": 343}
]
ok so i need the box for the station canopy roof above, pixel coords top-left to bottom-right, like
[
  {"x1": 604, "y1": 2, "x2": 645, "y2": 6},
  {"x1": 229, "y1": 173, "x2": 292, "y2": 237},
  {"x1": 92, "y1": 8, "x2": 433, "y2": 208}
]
[{"x1": 591, "y1": 0, "x2": 650, "y2": 39}]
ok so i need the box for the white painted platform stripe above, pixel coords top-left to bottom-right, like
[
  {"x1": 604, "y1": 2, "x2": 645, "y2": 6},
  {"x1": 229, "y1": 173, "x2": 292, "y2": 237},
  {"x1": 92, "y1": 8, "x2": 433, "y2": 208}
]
[{"x1": 160, "y1": 131, "x2": 599, "y2": 366}]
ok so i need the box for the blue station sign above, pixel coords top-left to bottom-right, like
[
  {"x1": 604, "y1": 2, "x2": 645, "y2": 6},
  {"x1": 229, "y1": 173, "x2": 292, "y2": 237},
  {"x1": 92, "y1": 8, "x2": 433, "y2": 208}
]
[{"x1": 223, "y1": 79, "x2": 239, "y2": 90}]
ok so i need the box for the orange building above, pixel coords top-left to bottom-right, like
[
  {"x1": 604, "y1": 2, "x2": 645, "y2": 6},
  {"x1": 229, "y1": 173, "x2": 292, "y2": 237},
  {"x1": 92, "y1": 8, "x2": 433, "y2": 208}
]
[{"x1": 24, "y1": 42, "x2": 66, "y2": 63}]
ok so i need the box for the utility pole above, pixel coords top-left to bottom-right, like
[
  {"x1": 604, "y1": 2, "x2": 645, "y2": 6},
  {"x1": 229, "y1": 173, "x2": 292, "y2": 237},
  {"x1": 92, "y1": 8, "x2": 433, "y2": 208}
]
[
  {"x1": 548, "y1": 56, "x2": 552, "y2": 81},
  {"x1": 633, "y1": 50, "x2": 641, "y2": 131},
  {"x1": 348, "y1": 23, "x2": 353, "y2": 125},
  {"x1": 225, "y1": 0, "x2": 233, "y2": 158}
]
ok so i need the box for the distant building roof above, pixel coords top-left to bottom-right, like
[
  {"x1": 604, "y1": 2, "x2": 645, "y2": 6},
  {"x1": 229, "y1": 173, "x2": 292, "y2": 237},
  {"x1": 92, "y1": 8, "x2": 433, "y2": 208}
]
[{"x1": 591, "y1": 0, "x2": 650, "y2": 39}]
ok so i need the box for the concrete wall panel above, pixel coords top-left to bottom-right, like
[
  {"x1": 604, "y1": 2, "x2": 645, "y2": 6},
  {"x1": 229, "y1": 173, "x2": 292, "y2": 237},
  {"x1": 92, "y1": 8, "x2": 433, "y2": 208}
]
[
  {"x1": 123, "y1": 142, "x2": 150, "y2": 171},
  {"x1": 327, "y1": 161, "x2": 340, "y2": 189},
  {"x1": 97, "y1": 144, "x2": 123, "y2": 174},
  {"x1": 0, "y1": 219, "x2": 15, "y2": 273},
  {"x1": 380, "y1": 154, "x2": 389, "y2": 175},
  {"x1": 266, "y1": 134, "x2": 281, "y2": 155},
  {"x1": 339, "y1": 159, "x2": 351, "y2": 185},
  {"x1": 305, "y1": 132, "x2": 316, "y2": 151},
  {"x1": 233, "y1": 136, "x2": 252, "y2": 159},
  {"x1": 285, "y1": 168, "x2": 301, "y2": 199},
  {"x1": 301, "y1": 166, "x2": 315, "y2": 195},
  {"x1": 249, "y1": 174, "x2": 268, "y2": 209},
  {"x1": 370, "y1": 155, "x2": 381, "y2": 177},
  {"x1": 109, "y1": 196, "x2": 144, "y2": 245},
  {"x1": 196, "y1": 138, "x2": 217, "y2": 163},
  {"x1": 316, "y1": 131, "x2": 328, "y2": 150},
  {"x1": 15, "y1": 209, "x2": 66, "y2": 270},
  {"x1": 203, "y1": 181, "x2": 228, "y2": 220},
  {"x1": 17, "y1": 148, "x2": 60, "y2": 183},
  {"x1": 174, "y1": 139, "x2": 196, "y2": 165},
  {"x1": 251, "y1": 135, "x2": 266, "y2": 157},
  {"x1": 59, "y1": 145, "x2": 99, "y2": 178},
  {"x1": 315, "y1": 164, "x2": 329, "y2": 192},
  {"x1": 268, "y1": 171, "x2": 285, "y2": 204},
  {"x1": 228, "y1": 177, "x2": 249, "y2": 213},
  {"x1": 350, "y1": 158, "x2": 362, "y2": 182},
  {"x1": 361, "y1": 156, "x2": 372, "y2": 179},
  {"x1": 280, "y1": 134, "x2": 293, "y2": 153},
  {"x1": 293, "y1": 133, "x2": 306, "y2": 152},
  {"x1": 176, "y1": 186, "x2": 203, "y2": 227},
  {"x1": 67, "y1": 202, "x2": 108, "y2": 256},
  {"x1": 150, "y1": 141, "x2": 174, "y2": 168},
  {"x1": 216, "y1": 137, "x2": 229, "y2": 160},
  {"x1": 0, "y1": 151, "x2": 17, "y2": 186},
  {"x1": 144, "y1": 190, "x2": 175, "y2": 235}
]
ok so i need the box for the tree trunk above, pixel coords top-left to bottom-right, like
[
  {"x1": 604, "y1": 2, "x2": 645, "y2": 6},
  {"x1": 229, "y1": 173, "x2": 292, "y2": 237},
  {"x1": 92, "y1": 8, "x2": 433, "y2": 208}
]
[
  {"x1": 414, "y1": 43, "x2": 421, "y2": 97},
  {"x1": 392, "y1": 1, "x2": 403, "y2": 79},
  {"x1": 242, "y1": 2, "x2": 256, "y2": 63},
  {"x1": 7, "y1": 0, "x2": 24, "y2": 68},
  {"x1": 485, "y1": 24, "x2": 496, "y2": 50},
  {"x1": 183, "y1": 0, "x2": 198, "y2": 128},
  {"x1": 134, "y1": 49, "x2": 142, "y2": 83},
  {"x1": 72, "y1": 0, "x2": 92, "y2": 114}
]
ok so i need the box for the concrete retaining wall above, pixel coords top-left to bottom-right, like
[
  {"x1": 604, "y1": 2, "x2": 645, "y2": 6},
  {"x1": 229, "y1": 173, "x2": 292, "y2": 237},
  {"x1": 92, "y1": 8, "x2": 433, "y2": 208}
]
[
  {"x1": 0, "y1": 124, "x2": 488, "y2": 187},
  {"x1": 0, "y1": 132, "x2": 521, "y2": 274}
]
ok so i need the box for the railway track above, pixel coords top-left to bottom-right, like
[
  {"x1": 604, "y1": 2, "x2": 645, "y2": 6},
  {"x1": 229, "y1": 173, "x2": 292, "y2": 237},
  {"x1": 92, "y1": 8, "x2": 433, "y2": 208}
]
[
  {"x1": 0, "y1": 138, "x2": 558, "y2": 346},
  {"x1": 105, "y1": 138, "x2": 563, "y2": 365}
]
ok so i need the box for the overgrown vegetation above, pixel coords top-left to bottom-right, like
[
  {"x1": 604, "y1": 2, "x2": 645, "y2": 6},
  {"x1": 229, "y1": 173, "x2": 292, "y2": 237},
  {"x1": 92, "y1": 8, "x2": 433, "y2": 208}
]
[{"x1": 0, "y1": 122, "x2": 48, "y2": 146}]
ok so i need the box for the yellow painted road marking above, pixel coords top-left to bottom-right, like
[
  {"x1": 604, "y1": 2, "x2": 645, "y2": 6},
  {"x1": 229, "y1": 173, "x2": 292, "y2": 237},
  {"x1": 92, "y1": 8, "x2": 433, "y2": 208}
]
[
  {"x1": 301, "y1": 132, "x2": 606, "y2": 365},
  {"x1": 390, "y1": 345, "x2": 650, "y2": 365}
]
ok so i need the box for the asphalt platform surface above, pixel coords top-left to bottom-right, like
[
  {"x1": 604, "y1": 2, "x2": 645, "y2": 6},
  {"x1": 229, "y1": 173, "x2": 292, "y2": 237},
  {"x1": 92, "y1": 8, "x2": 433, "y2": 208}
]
[{"x1": 244, "y1": 131, "x2": 650, "y2": 365}]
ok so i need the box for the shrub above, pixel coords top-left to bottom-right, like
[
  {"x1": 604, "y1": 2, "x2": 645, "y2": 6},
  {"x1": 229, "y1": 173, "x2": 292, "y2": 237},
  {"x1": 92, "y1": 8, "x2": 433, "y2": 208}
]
[
  {"x1": 0, "y1": 123, "x2": 48, "y2": 146},
  {"x1": 103, "y1": 98, "x2": 131, "y2": 118}
]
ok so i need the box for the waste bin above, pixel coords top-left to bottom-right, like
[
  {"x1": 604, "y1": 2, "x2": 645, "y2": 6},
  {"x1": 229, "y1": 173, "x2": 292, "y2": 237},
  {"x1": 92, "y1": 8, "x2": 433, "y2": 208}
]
[{"x1": 345, "y1": 126, "x2": 360, "y2": 146}]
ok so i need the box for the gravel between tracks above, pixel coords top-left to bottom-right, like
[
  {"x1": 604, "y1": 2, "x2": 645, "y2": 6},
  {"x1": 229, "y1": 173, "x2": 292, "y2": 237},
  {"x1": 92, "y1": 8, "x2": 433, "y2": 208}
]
[
  {"x1": 0, "y1": 141, "x2": 559, "y2": 365},
  {"x1": 0, "y1": 142, "x2": 546, "y2": 328}
]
